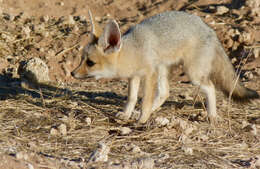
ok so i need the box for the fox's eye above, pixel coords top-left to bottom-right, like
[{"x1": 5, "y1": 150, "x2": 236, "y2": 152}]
[{"x1": 86, "y1": 59, "x2": 95, "y2": 67}]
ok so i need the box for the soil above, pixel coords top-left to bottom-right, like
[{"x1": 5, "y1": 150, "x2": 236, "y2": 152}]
[{"x1": 0, "y1": 0, "x2": 260, "y2": 168}]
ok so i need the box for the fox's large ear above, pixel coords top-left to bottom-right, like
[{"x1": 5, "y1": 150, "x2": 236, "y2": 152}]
[{"x1": 98, "y1": 20, "x2": 121, "y2": 54}]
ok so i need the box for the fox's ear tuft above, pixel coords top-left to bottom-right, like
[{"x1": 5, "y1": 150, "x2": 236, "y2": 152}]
[{"x1": 98, "y1": 20, "x2": 121, "y2": 54}]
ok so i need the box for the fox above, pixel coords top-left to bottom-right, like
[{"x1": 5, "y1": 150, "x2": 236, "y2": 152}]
[{"x1": 71, "y1": 10, "x2": 259, "y2": 124}]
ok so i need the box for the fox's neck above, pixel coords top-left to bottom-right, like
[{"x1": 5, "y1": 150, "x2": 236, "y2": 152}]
[{"x1": 115, "y1": 38, "x2": 140, "y2": 78}]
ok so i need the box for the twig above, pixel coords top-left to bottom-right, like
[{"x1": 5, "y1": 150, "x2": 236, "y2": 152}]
[
  {"x1": 55, "y1": 43, "x2": 80, "y2": 56},
  {"x1": 227, "y1": 49, "x2": 252, "y2": 130}
]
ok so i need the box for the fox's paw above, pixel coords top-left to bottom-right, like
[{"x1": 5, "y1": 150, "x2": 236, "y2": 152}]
[
  {"x1": 115, "y1": 111, "x2": 131, "y2": 121},
  {"x1": 207, "y1": 114, "x2": 223, "y2": 126},
  {"x1": 137, "y1": 112, "x2": 151, "y2": 124}
]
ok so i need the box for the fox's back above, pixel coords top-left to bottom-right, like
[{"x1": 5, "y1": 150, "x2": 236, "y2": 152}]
[{"x1": 123, "y1": 11, "x2": 217, "y2": 62}]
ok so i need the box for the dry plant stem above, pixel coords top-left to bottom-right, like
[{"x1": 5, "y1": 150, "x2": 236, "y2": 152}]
[
  {"x1": 227, "y1": 49, "x2": 251, "y2": 130},
  {"x1": 192, "y1": 86, "x2": 200, "y2": 108},
  {"x1": 55, "y1": 43, "x2": 80, "y2": 56},
  {"x1": 11, "y1": 37, "x2": 34, "y2": 44},
  {"x1": 39, "y1": 88, "x2": 46, "y2": 108},
  {"x1": 244, "y1": 45, "x2": 260, "y2": 49}
]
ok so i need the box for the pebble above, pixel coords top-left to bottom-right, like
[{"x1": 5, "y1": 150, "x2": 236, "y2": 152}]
[
  {"x1": 84, "y1": 117, "x2": 91, "y2": 125},
  {"x1": 58, "y1": 124, "x2": 67, "y2": 136},
  {"x1": 253, "y1": 48, "x2": 259, "y2": 58},
  {"x1": 50, "y1": 128, "x2": 59, "y2": 136},
  {"x1": 155, "y1": 117, "x2": 169, "y2": 127},
  {"x1": 216, "y1": 6, "x2": 229, "y2": 15},
  {"x1": 88, "y1": 142, "x2": 110, "y2": 162},
  {"x1": 120, "y1": 127, "x2": 132, "y2": 135},
  {"x1": 18, "y1": 57, "x2": 50, "y2": 83},
  {"x1": 182, "y1": 145, "x2": 193, "y2": 155},
  {"x1": 40, "y1": 15, "x2": 49, "y2": 22}
]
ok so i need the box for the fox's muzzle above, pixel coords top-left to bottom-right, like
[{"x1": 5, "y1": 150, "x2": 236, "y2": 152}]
[{"x1": 71, "y1": 68, "x2": 92, "y2": 79}]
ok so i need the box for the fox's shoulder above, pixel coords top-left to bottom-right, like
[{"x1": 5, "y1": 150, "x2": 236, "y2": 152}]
[{"x1": 122, "y1": 11, "x2": 213, "y2": 44}]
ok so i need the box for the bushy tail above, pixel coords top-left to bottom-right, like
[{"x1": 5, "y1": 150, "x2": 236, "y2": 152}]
[{"x1": 210, "y1": 45, "x2": 259, "y2": 102}]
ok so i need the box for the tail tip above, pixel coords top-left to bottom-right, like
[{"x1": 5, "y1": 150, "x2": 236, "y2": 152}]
[
  {"x1": 246, "y1": 88, "x2": 259, "y2": 99},
  {"x1": 232, "y1": 88, "x2": 259, "y2": 102}
]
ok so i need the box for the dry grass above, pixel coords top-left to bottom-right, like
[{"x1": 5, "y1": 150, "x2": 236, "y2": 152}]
[{"x1": 0, "y1": 78, "x2": 259, "y2": 168}]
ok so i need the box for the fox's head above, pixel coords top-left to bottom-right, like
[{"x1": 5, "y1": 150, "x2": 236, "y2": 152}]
[{"x1": 71, "y1": 10, "x2": 122, "y2": 80}]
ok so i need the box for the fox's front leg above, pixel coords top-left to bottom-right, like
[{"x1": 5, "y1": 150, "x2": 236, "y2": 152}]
[
  {"x1": 116, "y1": 76, "x2": 140, "y2": 120},
  {"x1": 138, "y1": 73, "x2": 157, "y2": 124},
  {"x1": 152, "y1": 65, "x2": 169, "y2": 111}
]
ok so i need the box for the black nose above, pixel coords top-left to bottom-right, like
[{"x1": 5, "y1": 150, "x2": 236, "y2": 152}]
[{"x1": 71, "y1": 71, "x2": 75, "y2": 77}]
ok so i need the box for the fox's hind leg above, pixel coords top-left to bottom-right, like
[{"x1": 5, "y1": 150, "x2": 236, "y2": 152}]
[
  {"x1": 190, "y1": 77, "x2": 219, "y2": 124},
  {"x1": 199, "y1": 81, "x2": 218, "y2": 123},
  {"x1": 184, "y1": 54, "x2": 219, "y2": 124},
  {"x1": 152, "y1": 65, "x2": 170, "y2": 111},
  {"x1": 116, "y1": 76, "x2": 141, "y2": 120}
]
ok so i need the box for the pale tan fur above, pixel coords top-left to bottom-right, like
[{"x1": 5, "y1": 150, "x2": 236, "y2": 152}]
[{"x1": 71, "y1": 11, "x2": 259, "y2": 124}]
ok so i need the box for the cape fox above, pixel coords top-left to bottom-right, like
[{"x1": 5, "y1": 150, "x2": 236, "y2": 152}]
[{"x1": 71, "y1": 11, "x2": 259, "y2": 124}]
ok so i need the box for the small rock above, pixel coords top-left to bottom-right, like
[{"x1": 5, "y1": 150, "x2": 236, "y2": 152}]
[
  {"x1": 79, "y1": 15, "x2": 86, "y2": 21},
  {"x1": 21, "y1": 80, "x2": 30, "y2": 89},
  {"x1": 256, "y1": 68, "x2": 260, "y2": 76},
  {"x1": 251, "y1": 124, "x2": 257, "y2": 135},
  {"x1": 179, "y1": 119, "x2": 189, "y2": 130},
  {"x1": 182, "y1": 145, "x2": 193, "y2": 155},
  {"x1": 27, "y1": 163, "x2": 34, "y2": 169},
  {"x1": 66, "y1": 15, "x2": 75, "y2": 25},
  {"x1": 253, "y1": 48, "x2": 259, "y2": 58},
  {"x1": 216, "y1": 6, "x2": 229, "y2": 15},
  {"x1": 47, "y1": 49, "x2": 55, "y2": 57},
  {"x1": 155, "y1": 117, "x2": 169, "y2": 127},
  {"x1": 22, "y1": 26, "x2": 31, "y2": 38},
  {"x1": 131, "y1": 157, "x2": 155, "y2": 169},
  {"x1": 40, "y1": 15, "x2": 49, "y2": 22},
  {"x1": 209, "y1": 5, "x2": 216, "y2": 10},
  {"x1": 242, "y1": 32, "x2": 253, "y2": 44},
  {"x1": 42, "y1": 31, "x2": 49, "y2": 38},
  {"x1": 132, "y1": 145, "x2": 142, "y2": 154},
  {"x1": 255, "y1": 156, "x2": 260, "y2": 167},
  {"x1": 34, "y1": 24, "x2": 45, "y2": 33},
  {"x1": 120, "y1": 127, "x2": 132, "y2": 135},
  {"x1": 179, "y1": 134, "x2": 192, "y2": 144},
  {"x1": 88, "y1": 142, "x2": 110, "y2": 162},
  {"x1": 244, "y1": 71, "x2": 254, "y2": 80},
  {"x1": 2, "y1": 13, "x2": 14, "y2": 21},
  {"x1": 58, "y1": 124, "x2": 67, "y2": 136},
  {"x1": 73, "y1": 25, "x2": 79, "y2": 32},
  {"x1": 231, "y1": 57, "x2": 237, "y2": 64},
  {"x1": 243, "y1": 123, "x2": 257, "y2": 135},
  {"x1": 199, "y1": 134, "x2": 209, "y2": 141},
  {"x1": 184, "y1": 126, "x2": 194, "y2": 135},
  {"x1": 39, "y1": 47, "x2": 45, "y2": 52},
  {"x1": 58, "y1": 1, "x2": 64, "y2": 6},
  {"x1": 95, "y1": 16, "x2": 102, "y2": 22},
  {"x1": 125, "y1": 143, "x2": 142, "y2": 154},
  {"x1": 246, "y1": 0, "x2": 260, "y2": 16},
  {"x1": 16, "y1": 151, "x2": 29, "y2": 160},
  {"x1": 158, "y1": 153, "x2": 170, "y2": 162},
  {"x1": 184, "y1": 92, "x2": 193, "y2": 100},
  {"x1": 18, "y1": 57, "x2": 50, "y2": 83},
  {"x1": 85, "y1": 117, "x2": 92, "y2": 125},
  {"x1": 50, "y1": 128, "x2": 59, "y2": 136}
]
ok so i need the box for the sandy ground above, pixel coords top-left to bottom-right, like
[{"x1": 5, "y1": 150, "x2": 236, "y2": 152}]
[{"x1": 0, "y1": 0, "x2": 260, "y2": 168}]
